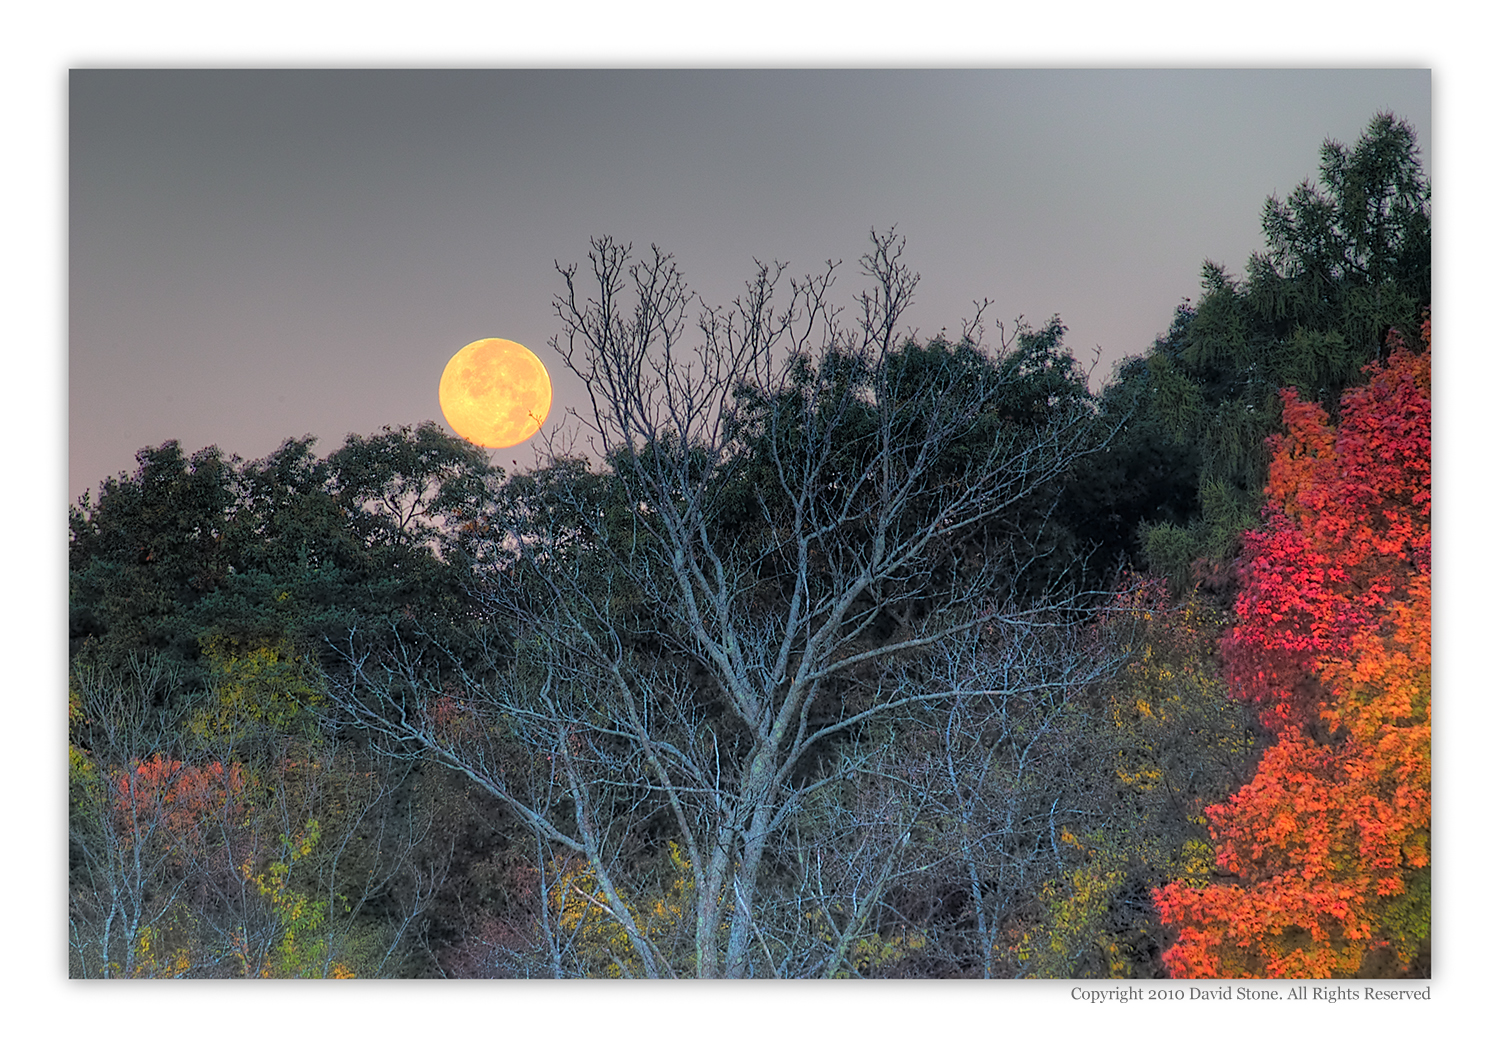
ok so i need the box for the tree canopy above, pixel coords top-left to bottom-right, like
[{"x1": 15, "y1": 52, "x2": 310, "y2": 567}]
[{"x1": 69, "y1": 113, "x2": 1429, "y2": 979}]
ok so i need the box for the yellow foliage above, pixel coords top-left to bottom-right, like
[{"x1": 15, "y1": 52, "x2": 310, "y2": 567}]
[
  {"x1": 69, "y1": 743, "x2": 97, "y2": 793},
  {"x1": 1103, "y1": 594, "x2": 1250, "y2": 804},
  {"x1": 1013, "y1": 831, "x2": 1128, "y2": 978},
  {"x1": 126, "y1": 914, "x2": 194, "y2": 978},
  {"x1": 1177, "y1": 838, "x2": 1214, "y2": 890},
  {"x1": 188, "y1": 637, "x2": 323, "y2": 745},
  {"x1": 548, "y1": 842, "x2": 699, "y2": 977},
  {"x1": 1008, "y1": 589, "x2": 1255, "y2": 978},
  {"x1": 67, "y1": 684, "x2": 101, "y2": 801},
  {"x1": 236, "y1": 819, "x2": 358, "y2": 978},
  {"x1": 805, "y1": 906, "x2": 927, "y2": 978}
]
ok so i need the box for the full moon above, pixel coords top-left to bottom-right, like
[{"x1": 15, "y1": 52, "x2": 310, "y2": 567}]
[{"x1": 438, "y1": 338, "x2": 552, "y2": 449}]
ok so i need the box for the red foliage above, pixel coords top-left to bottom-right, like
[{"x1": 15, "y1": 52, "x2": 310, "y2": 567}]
[
  {"x1": 1154, "y1": 321, "x2": 1431, "y2": 978},
  {"x1": 115, "y1": 753, "x2": 247, "y2": 847}
]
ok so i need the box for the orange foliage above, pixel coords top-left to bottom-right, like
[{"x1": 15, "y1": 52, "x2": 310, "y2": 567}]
[
  {"x1": 1154, "y1": 320, "x2": 1431, "y2": 978},
  {"x1": 115, "y1": 753, "x2": 247, "y2": 847}
]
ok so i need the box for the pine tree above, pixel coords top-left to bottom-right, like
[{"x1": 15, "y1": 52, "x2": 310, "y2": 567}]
[{"x1": 1132, "y1": 113, "x2": 1429, "y2": 588}]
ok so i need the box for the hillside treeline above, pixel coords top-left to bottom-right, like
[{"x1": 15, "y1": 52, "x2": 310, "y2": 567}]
[{"x1": 68, "y1": 114, "x2": 1429, "y2": 979}]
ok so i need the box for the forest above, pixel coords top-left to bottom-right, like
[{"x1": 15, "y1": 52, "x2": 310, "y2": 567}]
[{"x1": 68, "y1": 113, "x2": 1430, "y2": 979}]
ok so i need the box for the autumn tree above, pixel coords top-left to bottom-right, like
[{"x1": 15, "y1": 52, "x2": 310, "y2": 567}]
[
  {"x1": 1153, "y1": 319, "x2": 1431, "y2": 978},
  {"x1": 69, "y1": 656, "x2": 249, "y2": 977}
]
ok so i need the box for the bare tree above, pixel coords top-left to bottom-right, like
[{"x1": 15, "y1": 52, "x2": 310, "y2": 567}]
[
  {"x1": 68, "y1": 656, "x2": 229, "y2": 978},
  {"x1": 329, "y1": 230, "x2": 1117, "y2": 977},
  {"x1": 68, "y1": 656, "x2": 449, "y2": 978}
]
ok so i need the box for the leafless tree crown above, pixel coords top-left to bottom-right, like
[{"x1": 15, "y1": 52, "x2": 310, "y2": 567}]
[{"x1": 330, "y1": 230, "x2": 1130, "y2": 977}]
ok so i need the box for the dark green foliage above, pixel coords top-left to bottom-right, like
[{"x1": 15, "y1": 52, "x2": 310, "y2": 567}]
[
  {"x1": 1249, "y1": 111, "x2": 1430, "y2": 365},
  {"x1": 1121, "y1": 113, "x2": 1429, "y2": 588},
  {"x1": 70, "y1": 442, "x2": 240, "y2": 668},
  {"x1": 718, "y1": 318, "x2": 1143, "y2": 607},
  {"x1": 70, "y1": 422, "x2": 500, "y2": 688},
  {"x1": 1061, "y1": 351, "x2": 1202, "y2": 583},
  {"x1": 325, "y1": 422, "x2": 497, "y2": 556}
]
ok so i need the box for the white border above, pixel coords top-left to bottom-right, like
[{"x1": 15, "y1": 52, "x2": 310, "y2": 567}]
[{"x1": 15, "y1": 3, "x2": 1492, "y2": 1043}]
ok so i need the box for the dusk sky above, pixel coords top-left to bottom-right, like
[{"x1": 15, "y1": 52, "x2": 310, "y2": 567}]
[{"x1": 70, "y1": 69, "x2": 1430, "y2": 502}]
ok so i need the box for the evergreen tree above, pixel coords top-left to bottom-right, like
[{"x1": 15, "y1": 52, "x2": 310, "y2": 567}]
[{"x1": 1124, "y1": 113, "x2": 1429, "y2": 589}]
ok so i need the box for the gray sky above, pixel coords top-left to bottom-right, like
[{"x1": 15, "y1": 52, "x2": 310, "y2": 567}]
[{"x1": 70, "y1": 69, "x2": 1429, "y2": 502}]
